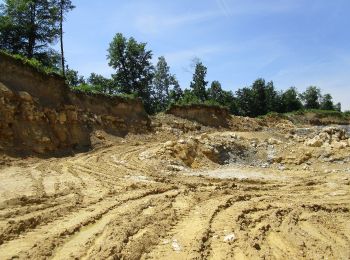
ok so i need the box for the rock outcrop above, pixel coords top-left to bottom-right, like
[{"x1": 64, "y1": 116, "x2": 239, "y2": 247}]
[{"x1": 0, "y1": 52, "x2": 150, "y2": 156}]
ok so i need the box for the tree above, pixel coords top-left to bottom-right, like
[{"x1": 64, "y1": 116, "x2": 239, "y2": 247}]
[
  {"x1": 190, "y1": 61, "x2": 208, "y2": 102},
  {"x1": 57, "y1": 0, "x2": 74, "y2": 76},
  {"x1": 300, "y1": 86, "x2": 321, "y2": 109},
  {"x1": 235, "y1": 87, "x2": 255, "y2": 116},
  {"x1": 335, "y1": 102, "x2": 341, "y2": 112},
  {"x1": 169, "y1": 82, "x2": 183, "y2": 104},
  {"x1": 152, "y1": 56, "x2": 179, "y2": 112},
  {"x1": 65, "y1": 67, "x2": 85, "y2": 86},
  {"x1": 251, "y1": 78, "x2": 268, "y2": 116},
  {"x1": 320, "y1": 93, "x2": 334, "y2": 110},
  {"x1": 0, "y1": 0, "x2": 60, "y2": 66},
  {"x1": 87, "y1": 73, "x2": 115, "y2": 95},
  {"x1": 280, "y1": 87, "x2": 303, "y2": 112},
  {"x1": 107, "y1": 33, "x2": 154, "y2": 111},
  {"x1": 207, "y1": 81, "x2": 224, "y2": 102}
]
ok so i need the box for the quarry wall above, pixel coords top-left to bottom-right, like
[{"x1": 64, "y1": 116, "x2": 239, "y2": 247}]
[{"x1": 0, "y1": 52, "x2": 150, "y2": 156}]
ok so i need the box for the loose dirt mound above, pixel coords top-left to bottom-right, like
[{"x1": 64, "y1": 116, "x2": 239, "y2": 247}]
[{"x1": 166, "y1": 104, "x2": 231, "y2": 128}]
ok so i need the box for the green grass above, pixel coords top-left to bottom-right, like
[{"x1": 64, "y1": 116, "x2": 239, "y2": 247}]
[
  {"x1": 71, "y1": 85, "x2": 138, "y2": 101},
  {"x1": 286, "y1": 109, "x2": 349, "y2": 119},
  {"x1": 0, "y1": 50, "x2": 60, "y2": 76}
]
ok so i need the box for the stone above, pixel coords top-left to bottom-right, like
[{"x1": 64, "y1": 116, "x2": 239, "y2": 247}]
[
  {"x1": 58, "y1": 112, "x2": 67, "y2": 124},
  {"x1": 268, "y1": 138, "x2": 282, "y2": 145},
  {"x1": 305, "y1": 136, "x2": 323, "y2": 147},
  {"x1": 164, "y1": 141, "x2": 175, "y2": 148},
  {"x1": 0, "y1": 82, "x2": 13, "y2": 98},
  {"x1": 178, "y1": 139, "x2": 186, "y2": 144},
  {"x1": 332, "y1": 141, "x2": 347, "y2": 150},
  {"x1": 223, "y1": 233, "x2": 236, "y2": 242},
  {"x1": 18, "y1": 91, "x2": 32, "y2": 102}
]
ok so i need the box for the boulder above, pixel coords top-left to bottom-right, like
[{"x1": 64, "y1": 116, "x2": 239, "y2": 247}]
[{"x1": 18, "y1": 91, "x2": 32, "y2": 102}]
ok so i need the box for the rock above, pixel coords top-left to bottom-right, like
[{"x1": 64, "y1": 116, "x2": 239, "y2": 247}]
[
  {"x1": 0, "y1": 82, "x2": 13, "y2": 98},
  {"x1": 223, "y1": 233, "x2": 236, "y2": 242},
  {"x1": 18, "y1": 91, "x2": 32, "y2": 102},
  {"x1": 268, "y1": 138, "x2": 282, "y2": 145},
  {"x1": 332, "y1": 141, "x2": 348, "y2": 150},
  {"x1": 178, "y1": 139, "x2": 186, "y2": 144},
  {"x1": 66, "y1": 110, "x2": 78, "y2": 122},
  {"x1": 58, "y1": 112, "x2": 67, "y2": 124},
  {"x1": 172, "y1": 239, "x2": 182, "y2": 252},
  {"x1": 164, "y1": 141, "x2": 175, "y2": 148},
  {"x1": 305, "y1": 136, "x2": 323, "y2": 147},
  {"x1": 166, "y1": 165, "x2": 186, "y2": 172},
  {"x1": 41, "y1": 137, "x2": 51, "y2": 143}
]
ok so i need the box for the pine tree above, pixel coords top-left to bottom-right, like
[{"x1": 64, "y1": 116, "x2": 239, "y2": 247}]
[{"x1": 190, "y1": 61, "x2": 208, "y2": 102}]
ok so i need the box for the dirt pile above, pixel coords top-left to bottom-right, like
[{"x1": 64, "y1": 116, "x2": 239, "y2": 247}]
[
  {"x1": 0, "y1": 53, "x2": 150, "y2": 155},
  {"x1": 304, "y1": 126, "x2": 349, "y2": 148},
  {"x1": 139, "y1": 132, "x2": 253, "y2": 169},
  {"x1": 166, "y1": 104, "x2": 231, "y2": 128}
]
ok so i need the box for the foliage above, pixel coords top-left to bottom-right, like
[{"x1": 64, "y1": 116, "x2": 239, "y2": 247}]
[
  {"x1": 0, "y1": 0, "x2": 66, "y2": 69},
  {"x1": 65, "y1": 67, "x2": 85, "y2": 86},
  {"x1": 0, "y1": 50, "x2": 60, "y2": 75},
  {"x1": 281, "y1": 87, "x2": 303, "y2": 113},
  {"x1": 300, "y1": 86, "x2": 322, "y2": 109},
  {"x1": 190, "y1": 61, "x2": 208, "y2": 101},
  {"x1": 87, "y1": 73, "x2": 115, "y2": 95},
  {"x1": 107, "y1": 33, "x2": 154, "y2": 111},
  {"x1": 152, "y1": 56, "x2": 180, "y2": 113}
]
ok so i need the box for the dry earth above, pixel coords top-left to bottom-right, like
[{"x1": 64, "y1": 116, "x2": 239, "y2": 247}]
[{"x1": 0, "y1": 115, "x2": 349, "y2": 260}]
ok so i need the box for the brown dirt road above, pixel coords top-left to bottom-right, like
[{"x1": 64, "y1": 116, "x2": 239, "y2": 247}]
[{"x1": 0, "y1": 124, "x2": 349, "y2": 260}]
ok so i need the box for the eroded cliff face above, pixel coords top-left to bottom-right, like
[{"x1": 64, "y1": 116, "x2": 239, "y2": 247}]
[
  {"x1": 166, "y1": 104, "x2": 231, "y2": 128},
  {"x1": 0, "y1": 53, "x2": 150, "y2": 156}
]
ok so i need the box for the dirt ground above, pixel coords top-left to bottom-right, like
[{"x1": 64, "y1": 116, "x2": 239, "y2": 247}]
[{"x1": 0, "y1": 115, "x2": 349, "y2": 260}]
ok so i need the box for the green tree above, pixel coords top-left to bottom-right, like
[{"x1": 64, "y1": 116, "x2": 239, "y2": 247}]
[
  {"x1": 152, "y1": 56, "x2": 179, "y2": 112},
  {"x1": 251, "y1": 78, "x2": 268, "y2": 116},
  {"x1": 87, "y1": 73, "x2": 115, "y2": 95},
  {"x1": 235, "y1": 87, "x2": 255, "y2": 116},
  {"x1": 300, "y1": 86, "x2": 322, "y2": 109},
  {"x1": 0, "y1": 0, "x2": 61, "y2": 66},
  {"x1": 190, "y1": 61, "x2": 208, "y2": 102},
  {"x1": 65, "y1": 67, "x2": 85, "y2": 86},
  {"x1": 335, "y1": 102, "x2": 341, "y2": 112},
  {"x1": 107, "y1": 33, "x2": 154, "y2": 111},
  {"x1": 320, "y1": 93, "x2": 335, "y2": 110},
  {"x1": 207, "y1": 81, "x2": 224, "y2": 102},
  {"x1": 281, "y1": 87, "x2": 303, "y2": 112},
  {"x1": 169, "y1": 82, "x2": 183, "y2": 104}
]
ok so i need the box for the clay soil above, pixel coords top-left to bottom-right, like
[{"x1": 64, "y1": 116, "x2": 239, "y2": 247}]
[{"x1": 0, "y1": 115, "x2": 349, "y2": 260}]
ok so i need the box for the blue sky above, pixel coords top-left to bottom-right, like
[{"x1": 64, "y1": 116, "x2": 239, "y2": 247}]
[{"x1": 61, "y1": 0, "x2": 350, "y2": 109}]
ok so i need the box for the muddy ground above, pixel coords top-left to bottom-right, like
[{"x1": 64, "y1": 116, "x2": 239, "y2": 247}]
[{"x1": 0, "y1": 115, "x2": 349, "y2": 260}]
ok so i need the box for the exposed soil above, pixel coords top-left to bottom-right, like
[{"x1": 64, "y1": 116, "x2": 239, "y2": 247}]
[{"x1": 0, "y1": 114, "x2": 349, "y2": 260}]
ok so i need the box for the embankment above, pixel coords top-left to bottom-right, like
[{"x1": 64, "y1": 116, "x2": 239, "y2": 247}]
[
  {"x1": 0, "y1": 52, "x2": 150, "y2": 156},
  {"x1": 166, "y1": 104, "x2": 231, "y2": 128}
]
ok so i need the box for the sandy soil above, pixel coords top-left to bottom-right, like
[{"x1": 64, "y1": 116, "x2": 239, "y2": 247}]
[{"x1": 0, "y1": 121, "x2": 349, "y2": 259}]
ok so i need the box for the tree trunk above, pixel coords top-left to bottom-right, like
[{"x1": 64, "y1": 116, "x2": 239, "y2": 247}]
[
  {"x1": 60, "y1": 0, "x2": 65, "y2": 76},
  {"x1": 27, "y1": 1, "x2": 37, "y2": 58}
]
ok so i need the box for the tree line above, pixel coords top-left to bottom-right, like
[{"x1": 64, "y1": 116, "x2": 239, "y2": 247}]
[
  {"x1": 0, "y1": 1, "x2": 343, "y2": 116},
  {"x1": 0, "y1": 0, "x2": 74, "y2": 73}
]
